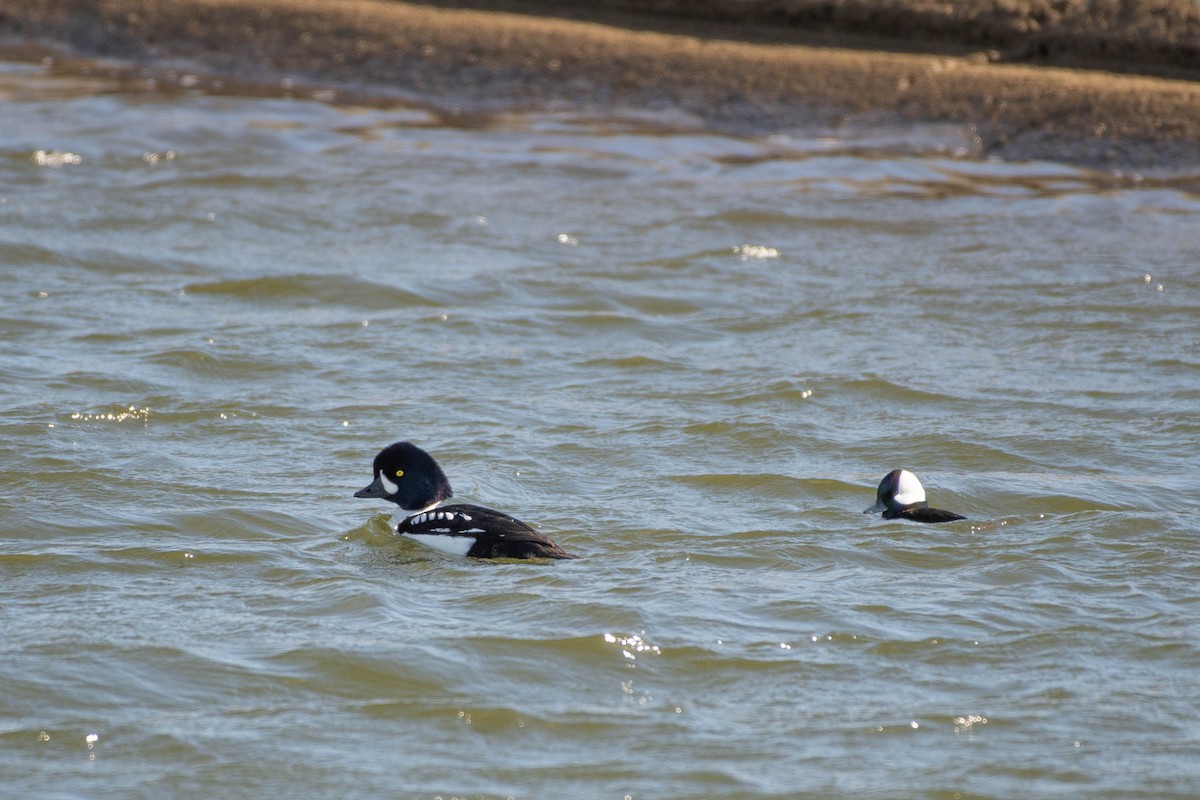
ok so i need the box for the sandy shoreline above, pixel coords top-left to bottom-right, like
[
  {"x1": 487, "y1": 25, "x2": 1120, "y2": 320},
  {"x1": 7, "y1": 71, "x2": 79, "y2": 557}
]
[{"x1": 4, "y1": 0, "x2": 1200, "y2": 171}]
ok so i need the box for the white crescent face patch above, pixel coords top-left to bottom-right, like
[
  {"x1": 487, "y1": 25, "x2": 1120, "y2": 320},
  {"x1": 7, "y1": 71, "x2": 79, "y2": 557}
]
[{"x1": 378, "y1": 472, "x2": 400, "y2": 496}]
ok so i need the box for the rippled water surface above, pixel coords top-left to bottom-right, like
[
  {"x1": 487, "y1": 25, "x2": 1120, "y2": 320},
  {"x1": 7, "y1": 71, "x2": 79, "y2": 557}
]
[{"x1": 2, "y1": 60, "x2": 1199, "y2": 798}]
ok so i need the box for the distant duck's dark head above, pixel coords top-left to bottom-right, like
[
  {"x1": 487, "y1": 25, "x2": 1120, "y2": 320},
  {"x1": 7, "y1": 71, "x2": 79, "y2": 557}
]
[
  {"x1": 864, "y1": 468, "x2": 926, "y2": 515},
  {"x1": 354, "y1": 441, "x2": 453, "y2": 511}
]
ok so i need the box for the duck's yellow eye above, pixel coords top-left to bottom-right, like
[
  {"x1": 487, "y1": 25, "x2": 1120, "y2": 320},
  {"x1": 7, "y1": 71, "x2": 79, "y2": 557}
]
[{"x1": 394, "y1": 469, "x2": 404, "y2": 478}]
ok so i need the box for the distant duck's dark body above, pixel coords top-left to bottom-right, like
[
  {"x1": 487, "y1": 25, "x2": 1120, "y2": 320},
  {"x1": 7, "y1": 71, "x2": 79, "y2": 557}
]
[
  {"x1": 354, "y1": 441, "x2": 576, "y2": 559},
  {"x1": 863, "y1": 469, "x2": 966, "y2": 523}
]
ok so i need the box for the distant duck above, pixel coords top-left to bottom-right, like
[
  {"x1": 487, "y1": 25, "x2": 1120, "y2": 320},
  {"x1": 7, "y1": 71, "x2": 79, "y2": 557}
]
[
  {"x1": 863, "y1": 469, "x2": 966, "y2": 523},
  {"x1": 354, "y1": 441, "x2": 577, "y2": 559}
]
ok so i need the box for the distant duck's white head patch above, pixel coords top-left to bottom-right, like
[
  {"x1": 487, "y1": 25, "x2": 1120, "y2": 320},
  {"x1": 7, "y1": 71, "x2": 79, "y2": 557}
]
[{"x1": 893, "y1": 469, "x2": 927, "y2": 506}]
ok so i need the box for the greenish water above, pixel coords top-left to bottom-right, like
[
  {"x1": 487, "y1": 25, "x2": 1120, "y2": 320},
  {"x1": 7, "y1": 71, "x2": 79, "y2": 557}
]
[{"x1": 2, "y1": 60, "x2": 1199, "y2": 798}]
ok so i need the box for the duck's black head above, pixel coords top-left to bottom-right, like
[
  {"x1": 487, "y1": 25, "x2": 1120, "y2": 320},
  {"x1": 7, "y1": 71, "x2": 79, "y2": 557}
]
[{"x1": 354, "y1": 441, "x2": 453, "y2": 511}]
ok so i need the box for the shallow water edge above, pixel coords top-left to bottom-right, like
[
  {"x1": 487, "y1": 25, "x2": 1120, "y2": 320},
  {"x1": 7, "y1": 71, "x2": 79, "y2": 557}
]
[{"x1": 4, "y1": 0, "x2": 1200, "y2": 172}]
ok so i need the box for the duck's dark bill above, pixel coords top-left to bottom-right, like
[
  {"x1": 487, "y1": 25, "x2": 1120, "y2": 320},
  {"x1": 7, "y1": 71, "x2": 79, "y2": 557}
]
[{"x1": 354, "y1": 478, "x2": 388, "y2": 499}]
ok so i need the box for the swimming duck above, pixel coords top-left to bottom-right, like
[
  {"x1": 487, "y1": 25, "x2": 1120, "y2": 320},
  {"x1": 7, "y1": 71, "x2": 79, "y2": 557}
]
[
  {"x1": 354, "y1": 441, "x2": 577, "y2": 559},
  {"x1": 863, "y1": 469, "x2": 966, "y2": 523}
]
